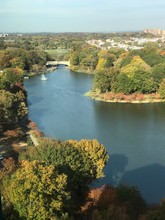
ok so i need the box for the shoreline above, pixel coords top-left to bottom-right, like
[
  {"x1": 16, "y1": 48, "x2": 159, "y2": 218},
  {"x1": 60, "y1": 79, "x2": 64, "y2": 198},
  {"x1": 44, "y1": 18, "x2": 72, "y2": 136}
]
[
  {"x1": 24, "y1": 67, "x2": 57, "y2": 79},
  {"x1": 85, "y1": 91, "x2": 165, "y2": 104}
]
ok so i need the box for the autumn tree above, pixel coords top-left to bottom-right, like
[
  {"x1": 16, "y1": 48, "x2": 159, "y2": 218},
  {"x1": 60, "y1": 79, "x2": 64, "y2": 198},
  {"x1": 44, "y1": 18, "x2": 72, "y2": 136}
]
[
  {"x1": 0, "y1": 90, "x2": 18, "y2": 132},
  {"x1": 4, "y1": 68, "x2": 24, "y2": 85},
  {"x1": 82, "y1": 185, "x2": 146, "y2": 220},
  {"x1": 0, "y1": 88, "x2": 27, "y2": 134},
  {"x1": 121, "y1": 56, "x2": 151, "y2": 77},
  {"x1": 5, "y1": 160, "x2": 70, "y2": 220},
  {"x1": 19, "y1": 138, "x2": 109, "y2": 212},
  {"x1": 10, "y1": 57, "x2": 25, "y2": 69},
  {"x1": 20, "y1": 138, "x2": 108, "y2": 184}
]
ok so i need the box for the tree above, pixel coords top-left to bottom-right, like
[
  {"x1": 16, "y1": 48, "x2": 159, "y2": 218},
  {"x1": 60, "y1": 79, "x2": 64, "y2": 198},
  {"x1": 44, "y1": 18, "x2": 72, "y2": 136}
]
[
  {"x1": 121, "y1": 56, "x2": 151, "y2": 78},
  {"x1": 158, "y1": 78, "x2": 165, "y2": 99},
  {"x1": 112, "y1": 73, "x2": 134, "y2": 94},
  {"x1": 131, "y1": 70, "x2": 157, "y2": 94},
  {"x1": 19, "y1": 138, "x2": 109, "y2": 213},
  {"x1": 0, "y1": 38, "x2": 5, "y2": 50},
  {"x1": 93, "y1": 68, "x2": 119, "y2": 93},
  {"x1": 96, "y1": 58, "x2": 107, "y2": 71},
  {"x1": 10, "y1": 57, "x2": 25, "y2": 69},
  {"x1": 70, "y1": 52, "x2": 80, "y2": 66},
  {"x1": 68, "y1": 139, "x2": 109, "y2": 179},
  {"x1": 4, "y1": 68, "x2": 24, "y2": 88},
  {"x1": 0, "y1": 50, "x2": 11, "y2": 69},
  {"x1": 152, "y1": 63, "x2": 165, "y2": 87},
  {"x1": 20, "y1": 138, "x2": 108, "y2": 188},
  {"x1": 82, "y1": 185, "x2": 146, "y2": 220},
  {"x1": 6, "y1": 160, "x2": 70, "y2": 220},
  {"x1": 0, "y1": 90, "x2": 18, "y2": 132},
  {"x1": 142, "y1": 200, "x2": 165, "y2": 220},
  {"x1": 0, "y1": 89, "x2": 27, "y2": 133}
]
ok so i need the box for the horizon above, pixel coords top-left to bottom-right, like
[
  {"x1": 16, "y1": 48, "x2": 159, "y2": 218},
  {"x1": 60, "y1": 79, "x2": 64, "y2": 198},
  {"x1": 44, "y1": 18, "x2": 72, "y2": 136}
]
[{"x1": 0, "y1": 30, "x2": 143, "y2": 34}]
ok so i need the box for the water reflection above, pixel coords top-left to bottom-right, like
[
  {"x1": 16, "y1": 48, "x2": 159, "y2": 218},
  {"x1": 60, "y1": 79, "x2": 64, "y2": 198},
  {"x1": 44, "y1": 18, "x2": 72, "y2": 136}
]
[{"x1": 121, "y1": 163, "x2": 165, "y2": 203}]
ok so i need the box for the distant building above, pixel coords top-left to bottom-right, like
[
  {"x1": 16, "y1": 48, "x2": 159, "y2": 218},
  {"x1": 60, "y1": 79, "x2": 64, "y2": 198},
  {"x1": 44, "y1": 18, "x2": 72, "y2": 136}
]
[
  {"x1": 17, "y1": 34, "x2": 23, "y2": 37},
  {"x1": 144, "y1": 28, "x2": 165, "y2": 36},
  {"x1": 0, "y1": 33, "x2": 8, "y2": 37},
  {"x1": 162, "y1": 30, "x2": 165, "y2": 36}
]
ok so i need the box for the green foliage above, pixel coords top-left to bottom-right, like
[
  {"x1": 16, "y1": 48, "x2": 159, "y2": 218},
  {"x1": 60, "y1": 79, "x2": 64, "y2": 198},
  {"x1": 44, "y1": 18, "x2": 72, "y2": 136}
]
[
  {"x1": 131, "y1": 70, "x2": 157, "y2": 93},
  {"x1": 152, "y1": 63, "x2": 165, "y2": 86},
  {"x1": 120, "y1": 47, "x2": 165, "y2": 68},
  {"x1": 115, "y1": 185, "x2": 146, "y2": 219},
  {"x1": 93, "y1": 53, "x2": 163, "y2": 96},
  {"x1": 93, "y1": 68, "x2": 118, "y2": 93},
  {"x1": 0, "y1": 38, "x2": 5, "y2": 49},
  {"x1": 143, "y1": 200, "x2": 165, "y2": 220},
  {"x1": 0, "y1": 67, "x2": 27, "y2": 133},
  {"x1": 158, "y1": 79, "x2": 165, "y2": 99},
  {"x1": 6, "y1": 160, "x2": 70, "y2": 220},
  {"x1": 70, "y1": 52, "x2": 80, "y2": 66},
  {"x1": 0, "y1": 90, "x2": 18, "y2": 130},
  {"x1": 0, "y1": 48, "x2": 49, "y2": 73},
  {"x1": 112, "y1": 70, "x2": 156, "y2": 94},
  {"x1": 19, "y1": 138, "x2": 108, "y2": 186},
  {"x1": 4, "y1": 68, "x2": 24, "y2": 85},
  {"x1": 121, "y1": 56, "x2": 151, "y2": 77},
  {"x1": 10, "y1": 57, "x2": 25, "y2": 69},
  {"x1": 18, "y1": 138, "x2": 108, "y2": 215},
  {"x1": 0, "y1": 50, "x2": 11, "y2": 69},
  {"x1": 112, "y1": 73, "x2": 134, "y2": 94}
]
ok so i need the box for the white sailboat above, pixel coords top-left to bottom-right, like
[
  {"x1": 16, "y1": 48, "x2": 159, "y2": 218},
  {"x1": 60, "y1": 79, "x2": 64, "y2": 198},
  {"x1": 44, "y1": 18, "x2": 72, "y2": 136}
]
[{"x1": 41, "y1": 74, "x2": 47, "y2": 81}]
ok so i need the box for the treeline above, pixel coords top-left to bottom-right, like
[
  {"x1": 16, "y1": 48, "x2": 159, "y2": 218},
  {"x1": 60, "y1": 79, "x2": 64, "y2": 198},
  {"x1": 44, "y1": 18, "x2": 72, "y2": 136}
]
[
  {"x1": 0, "y1": 48, "x2": 51, "y2": 75},
  {"x1": 0, "y1": 46, "x2": 52, "y2": 134},
  {"x1": 0, "y1": 67, "x2": 27, "y2": 135}
]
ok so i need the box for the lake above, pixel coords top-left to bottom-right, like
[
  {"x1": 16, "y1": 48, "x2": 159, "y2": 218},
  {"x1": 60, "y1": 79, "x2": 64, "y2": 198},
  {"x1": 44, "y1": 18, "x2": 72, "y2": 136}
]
[{"x1": 25, "y1": 66, "x2": 165, "y2": 203}]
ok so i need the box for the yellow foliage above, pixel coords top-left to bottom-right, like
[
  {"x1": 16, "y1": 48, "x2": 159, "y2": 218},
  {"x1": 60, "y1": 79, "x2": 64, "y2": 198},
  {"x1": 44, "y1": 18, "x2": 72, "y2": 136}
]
[
  {"x1": 5, "y1": 160, "x2": 70, "y2": 219},
  {"x1": 96, "y1": 58, "x2": 107, "y2": 70},
  {"x1": 67, "y1": 139, "x2": 109, "y2": 178},
  {"x1": 121, "y1": 56, "x2": 151, "y2": 77}
]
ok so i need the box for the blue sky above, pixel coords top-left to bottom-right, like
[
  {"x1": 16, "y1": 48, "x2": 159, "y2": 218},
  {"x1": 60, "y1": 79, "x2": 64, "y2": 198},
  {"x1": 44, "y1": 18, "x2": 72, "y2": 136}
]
[{"x1": 0, "y1": 0, "x2": 165, "y2": 32}]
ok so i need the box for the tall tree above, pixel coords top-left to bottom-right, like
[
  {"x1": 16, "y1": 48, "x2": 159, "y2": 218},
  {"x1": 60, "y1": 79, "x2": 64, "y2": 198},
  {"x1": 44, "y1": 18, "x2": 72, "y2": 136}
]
[{"x1": 6, "y1": 160, "x2": 70, "y2": 220}]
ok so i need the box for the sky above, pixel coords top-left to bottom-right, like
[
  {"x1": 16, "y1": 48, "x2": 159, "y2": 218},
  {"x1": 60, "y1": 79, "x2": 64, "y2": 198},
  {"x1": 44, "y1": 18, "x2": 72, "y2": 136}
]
[{"x1": 0, "y1": 0, "x2": 165, "y2": 33}]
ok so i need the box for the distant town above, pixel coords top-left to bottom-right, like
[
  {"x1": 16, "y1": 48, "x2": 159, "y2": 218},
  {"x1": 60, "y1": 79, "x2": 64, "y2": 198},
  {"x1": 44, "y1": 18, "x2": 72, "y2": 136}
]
[{"x1": 86, "y1": 28, "x2": 165, "y2": 51}]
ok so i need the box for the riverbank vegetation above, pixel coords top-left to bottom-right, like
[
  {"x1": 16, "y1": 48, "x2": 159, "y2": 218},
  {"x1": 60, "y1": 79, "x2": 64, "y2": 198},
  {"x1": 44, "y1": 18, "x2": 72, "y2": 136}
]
[
  {"x1": 69, "y1": 43, "x2": 165, "y2": 102},
  {"x1": 89, "y1": 46, "x2": 165, "y2": 102},
  {"x1": 1, "y1": 33, "x2": 165, "y2": 219}
]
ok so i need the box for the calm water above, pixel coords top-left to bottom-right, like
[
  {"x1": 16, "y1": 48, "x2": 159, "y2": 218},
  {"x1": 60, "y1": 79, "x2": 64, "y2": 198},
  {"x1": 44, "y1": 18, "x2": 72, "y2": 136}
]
[{"x1": 25, "y1": 66, "x2": 165, "y2": 203}]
